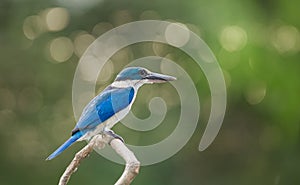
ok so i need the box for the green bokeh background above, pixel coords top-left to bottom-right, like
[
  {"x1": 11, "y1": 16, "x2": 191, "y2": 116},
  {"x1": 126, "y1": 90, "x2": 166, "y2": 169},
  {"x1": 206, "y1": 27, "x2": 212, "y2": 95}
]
[{"x1": 0, "y1": 0, "x2": 299, "y2": 184}]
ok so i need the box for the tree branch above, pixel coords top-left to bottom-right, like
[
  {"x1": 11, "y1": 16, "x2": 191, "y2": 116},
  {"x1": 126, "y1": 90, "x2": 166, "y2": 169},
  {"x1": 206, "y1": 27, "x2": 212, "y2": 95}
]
[
  {"x1": 58, "y1": 134, "x2": 140, "y2": 185},
  {"x1": 111, "y1": 139, "x2": 140, "y2": 185}
]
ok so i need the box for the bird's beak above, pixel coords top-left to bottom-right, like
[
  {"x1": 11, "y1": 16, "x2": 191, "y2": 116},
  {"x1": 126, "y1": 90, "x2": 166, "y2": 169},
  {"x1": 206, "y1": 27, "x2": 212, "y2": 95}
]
[{"x1": 145, "y1": 72, "x2": 177, "y2": 83}]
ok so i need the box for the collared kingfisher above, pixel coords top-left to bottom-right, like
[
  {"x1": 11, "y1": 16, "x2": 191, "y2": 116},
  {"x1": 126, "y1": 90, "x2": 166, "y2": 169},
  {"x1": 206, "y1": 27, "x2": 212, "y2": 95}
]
[{"x1": 46, "y1": 67, "x2": 176, "y2": 160}]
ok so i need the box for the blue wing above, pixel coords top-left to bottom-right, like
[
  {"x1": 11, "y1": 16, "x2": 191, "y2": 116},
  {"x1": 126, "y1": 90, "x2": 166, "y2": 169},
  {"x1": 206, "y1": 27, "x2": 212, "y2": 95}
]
[
  {"x1": 46, "y1": 86, "x2": 135, "y2": 160},
  {"x1": 71, "y1": 86, "x2": 135, "y2": 136}
]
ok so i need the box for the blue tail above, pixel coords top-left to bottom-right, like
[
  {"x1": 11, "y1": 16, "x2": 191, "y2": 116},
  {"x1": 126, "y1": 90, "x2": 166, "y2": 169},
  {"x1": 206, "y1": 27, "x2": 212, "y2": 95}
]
[{"x1": 46, "y1": 132, "x2": 82, "y2": 160}]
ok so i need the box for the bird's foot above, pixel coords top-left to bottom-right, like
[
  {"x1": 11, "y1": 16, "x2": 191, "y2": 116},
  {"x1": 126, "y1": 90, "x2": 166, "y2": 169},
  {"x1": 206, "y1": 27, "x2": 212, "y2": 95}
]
[{"x1": 103, "y1": 128, "x2": 124, "y2": 143}]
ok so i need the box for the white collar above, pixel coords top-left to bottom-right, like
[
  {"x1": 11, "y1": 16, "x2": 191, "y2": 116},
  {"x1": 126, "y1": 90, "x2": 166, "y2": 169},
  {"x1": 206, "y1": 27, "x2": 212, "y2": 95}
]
[{"x1": 111, "y1": 80, "x2": 146, "y2": 89}]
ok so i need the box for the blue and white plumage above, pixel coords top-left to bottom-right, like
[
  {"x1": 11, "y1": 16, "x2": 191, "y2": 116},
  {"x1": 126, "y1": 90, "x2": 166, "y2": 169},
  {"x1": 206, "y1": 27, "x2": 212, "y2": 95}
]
[{"x1": 46, "y1": 67, "x2": 176, "y2": 160}]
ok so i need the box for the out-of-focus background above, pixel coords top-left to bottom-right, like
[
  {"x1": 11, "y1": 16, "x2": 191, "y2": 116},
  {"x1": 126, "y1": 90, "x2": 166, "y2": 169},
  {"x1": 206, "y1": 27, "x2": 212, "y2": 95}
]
[{"x1": 1, "y1": 0, "x2": 300, "y2": 184}]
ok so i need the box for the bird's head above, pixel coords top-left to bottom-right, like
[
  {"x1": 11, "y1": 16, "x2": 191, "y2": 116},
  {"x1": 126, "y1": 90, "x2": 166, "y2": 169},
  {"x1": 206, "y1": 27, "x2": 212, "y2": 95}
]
[{"x1": 113, "y1": 67, "x2": 176, "y2": 88}]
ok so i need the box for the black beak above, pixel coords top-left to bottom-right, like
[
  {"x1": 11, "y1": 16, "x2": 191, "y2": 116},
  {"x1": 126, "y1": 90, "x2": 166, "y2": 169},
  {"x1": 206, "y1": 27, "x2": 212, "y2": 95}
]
[{"x1": 145, "y1": 72, "x2": 177, "y2": 83}]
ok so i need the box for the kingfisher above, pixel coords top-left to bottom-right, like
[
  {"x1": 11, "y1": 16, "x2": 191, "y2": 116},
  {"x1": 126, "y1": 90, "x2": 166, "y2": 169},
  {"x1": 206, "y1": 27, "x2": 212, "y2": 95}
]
[{"x1": 46, "y1": 67, "x2": 176, "y2": 160}]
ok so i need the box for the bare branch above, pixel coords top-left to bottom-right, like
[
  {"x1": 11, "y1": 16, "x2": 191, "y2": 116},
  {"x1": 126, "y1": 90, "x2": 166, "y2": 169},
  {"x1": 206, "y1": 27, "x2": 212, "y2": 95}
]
[
  {"x1": 111, "y1": 139, "x2": 140, "y2": 185},
  {"x1": 58, "y1": 134, "x2": 140, "y2": 185}
]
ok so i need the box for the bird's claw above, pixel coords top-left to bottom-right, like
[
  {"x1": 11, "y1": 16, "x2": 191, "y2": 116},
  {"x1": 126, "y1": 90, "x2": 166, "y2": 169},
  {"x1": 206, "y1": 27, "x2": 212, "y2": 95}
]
[{"x1": 103, "y1": 129, "x2": 124, "y2": 143}]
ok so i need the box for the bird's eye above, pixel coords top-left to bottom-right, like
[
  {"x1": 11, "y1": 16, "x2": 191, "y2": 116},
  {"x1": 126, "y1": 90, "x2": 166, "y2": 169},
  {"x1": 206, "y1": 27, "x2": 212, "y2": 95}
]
[{"x1": 139, "y1": 69, "x2": 147, "y2": 77}]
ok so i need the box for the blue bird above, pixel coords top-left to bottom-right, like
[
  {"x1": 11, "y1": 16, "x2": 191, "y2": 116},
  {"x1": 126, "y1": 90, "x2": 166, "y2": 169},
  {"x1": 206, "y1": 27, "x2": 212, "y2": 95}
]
[{"x1": 46, "y1": 67, "x2": 176, "y2": 160}]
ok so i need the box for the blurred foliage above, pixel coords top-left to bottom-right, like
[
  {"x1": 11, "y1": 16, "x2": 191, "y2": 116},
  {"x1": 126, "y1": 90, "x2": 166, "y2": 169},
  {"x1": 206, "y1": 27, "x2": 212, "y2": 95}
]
[{"x1": 0, "y1": 0, "x2": 300, "y2": 185}]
